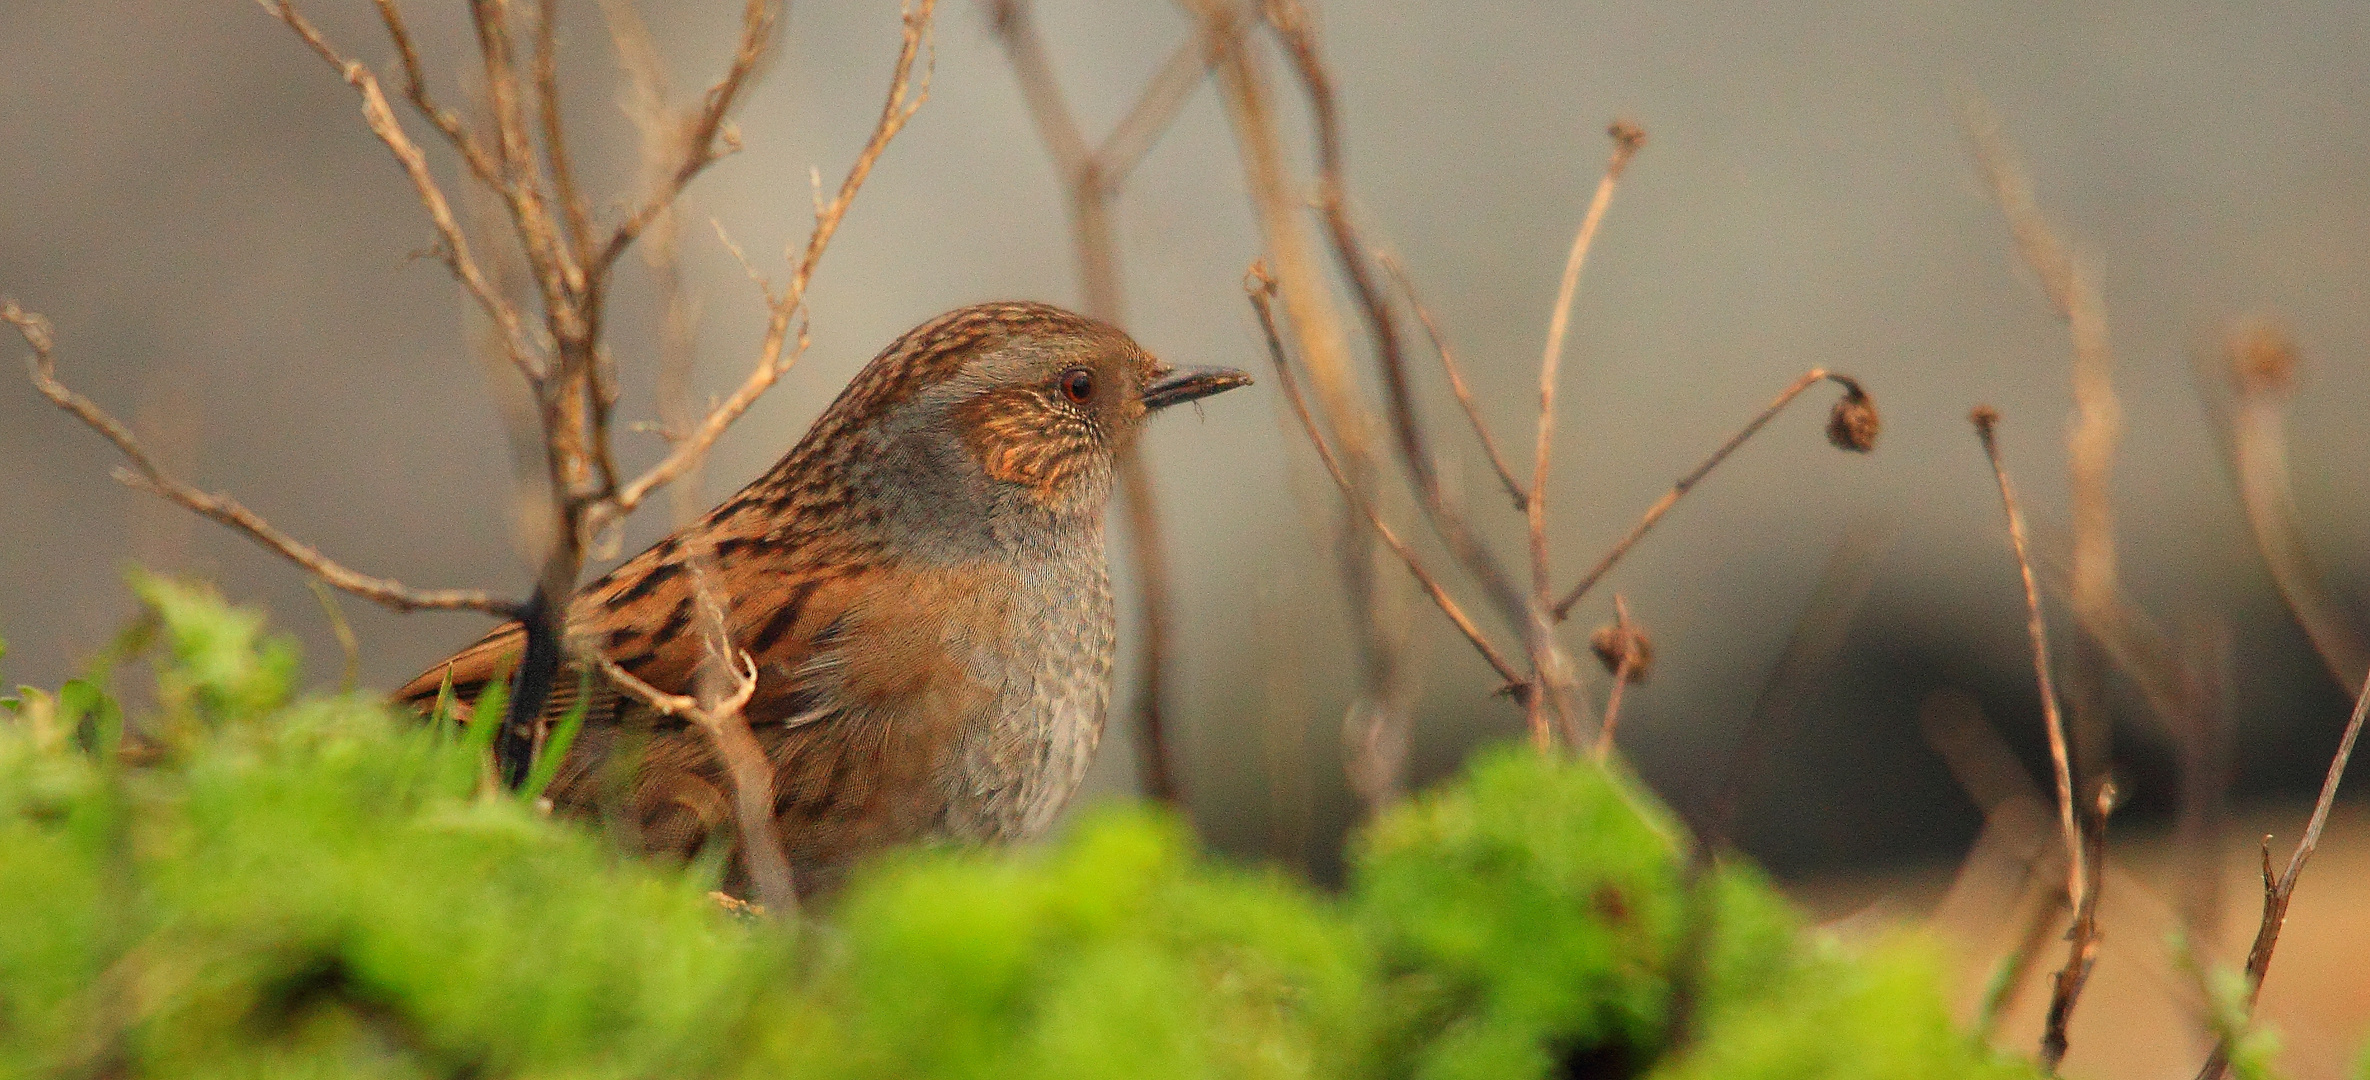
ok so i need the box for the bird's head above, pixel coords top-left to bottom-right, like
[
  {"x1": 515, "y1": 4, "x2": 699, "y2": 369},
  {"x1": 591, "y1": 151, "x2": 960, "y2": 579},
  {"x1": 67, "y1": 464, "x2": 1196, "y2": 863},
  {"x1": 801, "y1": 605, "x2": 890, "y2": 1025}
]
[{"x1": 789, "y1": 302, "x2": 1250, "y2": 548}]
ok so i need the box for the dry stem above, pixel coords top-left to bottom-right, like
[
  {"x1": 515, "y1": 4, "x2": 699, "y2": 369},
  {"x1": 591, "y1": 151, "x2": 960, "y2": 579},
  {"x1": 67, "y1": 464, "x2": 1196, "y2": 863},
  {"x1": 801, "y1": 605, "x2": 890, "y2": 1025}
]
[
  {"x1": 2193, "y1": 664, "x2": 2370, "y2": 1080},
  {"x1": 589, "y1": 0, "x2": 774, "y2": 282},
  {"x1": 1250, "y1": 269, "x2": 1523, "y2": 690},
  {"x1": 1194, "y1": 0, "x2": 1406, "y2": 804},
  {"x1": 8, "y1": 302, "x2": 515, "y2": 617},
  {"x1": 306, "y1": 580, "x2": 364, "y2": 695},
  {"x1": 2213, "y1": 321, "x2": 2369, "y2": 690},
  {"x1": 268, "y1": 0, "x2": 540, "y2": 378},
  {"x1": 592, "y1": 0, "x2": 934, "y2": 535},
  {"x1": 1550, "y1": 369, "x2": 1869, "y2": 620},
  {"x1": 1376, "y1": 251, "x2": 1526, "y2": 508},
  {"x1": 1965, "y1": 104, "x2": 2122, "y2": 648},
  {"x1": 1921, "y1": 690, "x2": 2067, "y2": 1042},
  {"x1": 1530, "y1": 122, "x2": 1645, "y2": 631},
  {"x1": 1262, "y1": 0, "x2": 1574, "y2": 747},
  {"x1": 1971, "y1": 406, "x2": 2094, "y2": 1071},
  {"x1": 1592, "y1": 594, "x2": 1641, "y2": 761},
  {"x1": 591, "y1": 559, "x2": 797, "y2": 915}
]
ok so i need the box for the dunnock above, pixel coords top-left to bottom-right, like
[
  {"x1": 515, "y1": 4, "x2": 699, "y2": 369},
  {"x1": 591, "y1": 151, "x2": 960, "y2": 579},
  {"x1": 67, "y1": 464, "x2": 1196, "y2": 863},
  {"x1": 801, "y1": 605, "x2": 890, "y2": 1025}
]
[{"x1": 395, "y1": 302, "x2": 1249, "y2": 894}]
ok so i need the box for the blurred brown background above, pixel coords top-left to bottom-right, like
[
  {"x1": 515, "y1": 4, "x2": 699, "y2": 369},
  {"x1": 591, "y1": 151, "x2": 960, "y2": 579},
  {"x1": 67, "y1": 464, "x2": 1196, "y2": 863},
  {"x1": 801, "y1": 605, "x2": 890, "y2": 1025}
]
[{"x1": 4, "y1": 0, "x2": 2369, "y2": 1070}]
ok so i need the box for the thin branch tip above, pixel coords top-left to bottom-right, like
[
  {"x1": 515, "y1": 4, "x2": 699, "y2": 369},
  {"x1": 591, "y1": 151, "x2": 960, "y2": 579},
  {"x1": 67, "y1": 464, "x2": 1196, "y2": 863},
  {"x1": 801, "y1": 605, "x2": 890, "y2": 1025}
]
[{"x1": 1551, "y1": 367, "x2": 1872, "y2": 619}]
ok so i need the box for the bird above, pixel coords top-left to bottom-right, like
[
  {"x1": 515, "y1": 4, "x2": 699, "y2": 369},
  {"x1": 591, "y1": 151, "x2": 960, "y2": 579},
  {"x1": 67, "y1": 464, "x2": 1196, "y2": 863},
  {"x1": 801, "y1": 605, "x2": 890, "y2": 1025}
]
[{"x1": 393, "y1": 301, "x2": 1250, "y2": 896}]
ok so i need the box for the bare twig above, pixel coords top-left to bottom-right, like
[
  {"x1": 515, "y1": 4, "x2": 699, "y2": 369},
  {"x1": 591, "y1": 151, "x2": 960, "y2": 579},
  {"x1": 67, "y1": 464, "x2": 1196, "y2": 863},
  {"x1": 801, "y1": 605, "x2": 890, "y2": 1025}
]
[
  {"x1": 1968, "y1": 105, "x2": 2150, "y2": 1071},
  {"x1": 686, "y1": 557, "x2": 796, "y2": 915},
  {"x1": 1550, "y1": 368, "x2": 1871, "y2": 620},
  {"x1": 1263, "y1": 0, "x2": 1573, "y2": 747},
  {"x1": 1376, "y1": 250, "x2": 1527, "y2": 509},
  {"x1": 2212, "y1": 320, "x2": 2369, "y2": 690},
  {"x1": 589, "y1": 0, "x2": 774, "y2": 282},
  {"x1": 370, "y1": 0, "x2": 504, "y2": 185},
  {"x1": 589, "y1": 559, "x2": 797, "y2": 916},
  {"x1": 306, "y1": 580, "x2": 364, "y2": 695},
  {"x1": 9, "y1": 303, "x2": 516, "y2": 616},
  {"x1": 1095, "y1": 30, "x2": 1212, "y2": 186},
  {"x1": 1530, "y1": 122, "x2": 1644, "y2": 628},
  {"x1": 1920, "y1": 689, "x2": 2068, "y2": 1042},
  {"x1": 594, "y1": 0, "x2": 934, "y2": 534},
  {"x1": 1250, "y1": 269, "x2": 1523, "y2": 690},
  {"x1": 1966, "y1": 103, "x2": 2121, "y2": 648},
  {"x1": 1984, "y1": 885, "x2": 2072, "y2": 1042},
  {"x1": 266, "y1": 0, "x2": 542, "y2": 379},
  {"x1": 1971, "y1": 406, "x2": 2093, "y2": 1071},
  {"x1": 1194, "y1": 0, "x2": 1405, "y2": 803},
  {"x1": 602, "y1": 0, "x2": 708, "y2": 523},
  {"x1": 463, "y1": 0, "x2": 581, "y2": 335},
  {"x1": 2028, "y1": 525, "x2": 2187, "y2": 736},
  {"x1": 1591, "y1": 594, "x2": 1643, "y2": 761},
  {"x1": 2194, "y1": 665, "x2": 2370, "y2": 1080},
  {"x1": 532, "y1": 0, "x2": 593, "y2": 263}
]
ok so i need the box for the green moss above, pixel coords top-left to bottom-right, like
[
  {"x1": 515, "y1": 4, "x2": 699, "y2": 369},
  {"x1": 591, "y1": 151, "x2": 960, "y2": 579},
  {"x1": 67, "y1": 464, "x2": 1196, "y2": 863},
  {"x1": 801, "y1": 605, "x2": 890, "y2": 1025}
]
[
  {"x1": 1350, "y1": 748, "x2": 1798, "y2": 1080},
  {"x1": 1653, "y1": 940, "x2": 2030, "y2": 1080},
  {"x1": 803, "y1": 811, "x2": 1369, "y2": 1080},
  {"x1": 0, "y1": 577, "x2": 2040, "y2": 1079}
]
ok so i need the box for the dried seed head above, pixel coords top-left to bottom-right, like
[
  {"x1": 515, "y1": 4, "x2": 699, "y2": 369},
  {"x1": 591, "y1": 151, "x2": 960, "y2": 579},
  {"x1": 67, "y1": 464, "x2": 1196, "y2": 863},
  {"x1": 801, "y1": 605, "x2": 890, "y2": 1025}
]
[
  {"x1": 2228, "y1": 318, "x2": 2299, "y2": 398},
  {"x1": 1609, "y1": 119, "x2": 1647, "y2": 155},
  {"x1": 1969, "y1": 404, "x2": 2001, "y2": 431},
  {"x1": 1826, "y1": 384, "x2": 1880, "y2": 453},
  {"x1": 1588, "y1": 621, "x2": 1654, "y2": 682}
]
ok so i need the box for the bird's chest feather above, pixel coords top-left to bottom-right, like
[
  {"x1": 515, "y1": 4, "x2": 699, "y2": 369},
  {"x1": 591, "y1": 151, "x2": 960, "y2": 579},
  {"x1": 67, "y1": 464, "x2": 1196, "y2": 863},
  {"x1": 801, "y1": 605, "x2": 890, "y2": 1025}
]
[
  {"x1": 811, "y1": 536, "x2": 1113, "y2": 843},
  {"x1": 947, "y1": 540, "x2": 1114, "y2": 839}
]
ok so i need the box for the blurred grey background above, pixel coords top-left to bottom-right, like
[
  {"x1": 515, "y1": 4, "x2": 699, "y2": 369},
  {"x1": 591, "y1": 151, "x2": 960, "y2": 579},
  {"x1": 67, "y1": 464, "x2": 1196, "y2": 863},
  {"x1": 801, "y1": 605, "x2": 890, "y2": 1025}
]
[{"x1": 5, "y1": 0, "x2": 2369, "y2": 879}]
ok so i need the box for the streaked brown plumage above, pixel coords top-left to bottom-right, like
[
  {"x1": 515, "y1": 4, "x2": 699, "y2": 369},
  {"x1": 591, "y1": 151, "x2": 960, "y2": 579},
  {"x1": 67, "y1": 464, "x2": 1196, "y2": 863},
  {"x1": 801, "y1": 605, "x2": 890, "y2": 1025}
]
[{"x1": 394, "y1": 302, "x2": 1248, "y2": 895}]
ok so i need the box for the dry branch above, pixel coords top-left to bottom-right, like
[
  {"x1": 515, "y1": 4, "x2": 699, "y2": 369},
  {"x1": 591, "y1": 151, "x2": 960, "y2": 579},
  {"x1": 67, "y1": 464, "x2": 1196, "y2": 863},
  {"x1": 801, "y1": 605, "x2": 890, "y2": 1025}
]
[
  {"x1": 2212, "y1": 320, "x2": 2370, "y2": 691},
  {"x1": 592, "y1": 0, "x2": 934, "y2": 535},
  {"x1": 533, "y1": 0, "x2": 593, "y2": 263},
  {"x1": 1199, "y1": 0, "x2": 1881, "y2": 788},
  {"x1": 307, "y1": 580, "x2": 365, "y2": 695},
  {"x1": 1920, "y1": 690, "x2": 2067, "y2": 1042},
  {"x1": 1971, "y1": 406, "x2": 2095, "y2": 1071},
  {"x1": 1193, "y1": 0, "x2": 1407, "y2": 804},
  {"x1": 1550, "y1": 368, "x2": 1872, "y2": 621},
  {"x1": 8, "y1": 302, "x2": 515, "y2": 617},
  {"x1": 1262, "y1": 0, "x2": 1576, "y2": 748},
  {"x1": 1249, "y1": 269, "x2": 1523, "y2": 691},
  {"x1": 2193, "y1": 664, "x2": 2370, "y2": 1080},
  {"x1": 267, "y1": 0, "x2": 541, "y2": 379},
  {"x1": 1377, "y1": 251, "x2": 1527, "y2": 509},
  {"x1": 1590, "y1": 595, "x2": 1646, "y2": 760},
  {"x1": 589, "y1": 0, "x2": 774, "y2": 281},
  {"x1": 1530, "y1": 122, "x2": 1645, "y2": 626}
]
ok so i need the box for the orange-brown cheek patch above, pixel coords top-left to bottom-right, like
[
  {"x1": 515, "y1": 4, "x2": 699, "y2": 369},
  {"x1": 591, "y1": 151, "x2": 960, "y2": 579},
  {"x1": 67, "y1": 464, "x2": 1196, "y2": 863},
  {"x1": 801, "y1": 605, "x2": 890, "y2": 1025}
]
[{"x1": 952, "y1": 388, "x2": 1098, "y2": 500}]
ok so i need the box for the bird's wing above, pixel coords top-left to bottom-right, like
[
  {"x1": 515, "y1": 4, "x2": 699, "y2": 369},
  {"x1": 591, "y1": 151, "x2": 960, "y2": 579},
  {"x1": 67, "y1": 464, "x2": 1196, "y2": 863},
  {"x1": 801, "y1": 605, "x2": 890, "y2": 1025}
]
[
  {"x1": 384, "y1": 538, "x2": 1011, "y2": 883},
  {"x1": 391, "y1": 619, "x2": 525, "y2": 713}
]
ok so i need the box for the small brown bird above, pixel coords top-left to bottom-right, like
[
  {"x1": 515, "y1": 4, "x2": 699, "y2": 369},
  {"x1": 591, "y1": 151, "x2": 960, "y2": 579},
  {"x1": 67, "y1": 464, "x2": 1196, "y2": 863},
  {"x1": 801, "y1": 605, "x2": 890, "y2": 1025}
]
[{"x1": 395, "y1": 302, "x2": 1249, "y2": 894}]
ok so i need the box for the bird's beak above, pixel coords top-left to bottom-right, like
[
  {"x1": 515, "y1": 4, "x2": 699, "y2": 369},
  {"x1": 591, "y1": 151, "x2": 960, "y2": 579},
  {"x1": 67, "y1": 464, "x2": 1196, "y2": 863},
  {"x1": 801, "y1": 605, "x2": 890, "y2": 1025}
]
[{"x1": 1142, "y1": 365, "x2": 1253, "y2": 410}]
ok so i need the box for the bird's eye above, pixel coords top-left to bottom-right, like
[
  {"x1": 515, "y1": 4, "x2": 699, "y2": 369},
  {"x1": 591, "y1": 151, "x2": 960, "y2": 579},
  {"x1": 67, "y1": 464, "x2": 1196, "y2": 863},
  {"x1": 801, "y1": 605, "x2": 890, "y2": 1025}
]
[{"x1": 1059, "y1": 367, "x2": 1095, "y2": 404}]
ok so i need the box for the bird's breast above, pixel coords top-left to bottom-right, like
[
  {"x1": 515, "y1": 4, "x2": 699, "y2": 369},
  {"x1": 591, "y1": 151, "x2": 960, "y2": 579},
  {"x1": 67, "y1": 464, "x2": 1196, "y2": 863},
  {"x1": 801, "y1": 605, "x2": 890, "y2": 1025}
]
[{"x1": 936, "y1": 532, "x2": 1114, "y2": 842}]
